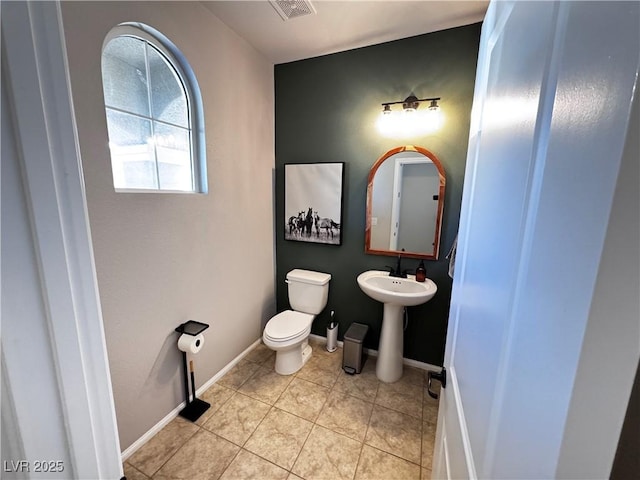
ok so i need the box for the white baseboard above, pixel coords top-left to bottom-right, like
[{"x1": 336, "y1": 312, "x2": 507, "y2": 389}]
[
  {"x1": 197, "y1": 338, "x2": 262, "y2": 394},
  {"x1": 121, "y1": 338, "x2": 262, "y2": 461},
  {"x1": 122, "y1": 333, "x2": 440, "y2": 461},
  {"x1": 308, "y1": 333, "x2": 441, "y2": 372}
]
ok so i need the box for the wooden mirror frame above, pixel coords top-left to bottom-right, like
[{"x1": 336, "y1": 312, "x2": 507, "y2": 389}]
[{"x1": 365, "y1": 145, "x2": 446, "y2": 259}]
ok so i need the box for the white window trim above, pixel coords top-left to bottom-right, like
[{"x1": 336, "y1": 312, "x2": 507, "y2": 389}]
[{"x1": 102, "y1": 23, "x2": 207, "y2": 194}]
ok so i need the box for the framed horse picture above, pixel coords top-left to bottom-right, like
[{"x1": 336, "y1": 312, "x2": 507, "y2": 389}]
[{"x1": 284, "y1": 162, "x2": 344, "y2": 245}]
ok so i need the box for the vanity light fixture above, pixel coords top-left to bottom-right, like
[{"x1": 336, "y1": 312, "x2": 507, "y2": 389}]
[
  {"x1": 382, "y1": 95, "x2": 440, "y2": 113},
  {"x1": 377, "y1": 94, "x2": 443, "y2": 137}
]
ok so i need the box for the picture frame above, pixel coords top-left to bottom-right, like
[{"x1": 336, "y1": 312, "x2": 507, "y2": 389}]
[{"x1": 284, "y1": 162, "x2": 344, "y2": 245}]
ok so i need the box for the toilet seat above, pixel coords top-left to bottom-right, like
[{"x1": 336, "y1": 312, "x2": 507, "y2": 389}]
[{"x1": 264, "y1": 310, "x2": 313, "y2": 342}]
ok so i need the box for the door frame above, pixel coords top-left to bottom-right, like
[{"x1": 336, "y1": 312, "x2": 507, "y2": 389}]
[
  {"x1": 2, "y1": 2, "x2": 122, "y2": 478},
  {"x1": 389, "y1": 156, "x2": 433, "y2": 250}
]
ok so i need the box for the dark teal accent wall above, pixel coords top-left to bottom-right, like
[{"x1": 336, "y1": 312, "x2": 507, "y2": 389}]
[{"x1": 275, "y1": 24, "x2": 481, "y2": 366}]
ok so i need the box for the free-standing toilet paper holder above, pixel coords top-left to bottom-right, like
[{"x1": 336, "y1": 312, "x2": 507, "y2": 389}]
[{"x1": 175, "y1": 320, "x2": 210, "y2": 422}]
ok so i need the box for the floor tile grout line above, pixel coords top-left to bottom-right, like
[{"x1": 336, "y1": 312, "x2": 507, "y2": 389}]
[
  {"x1": 288, "y1": 418, "x2": 317, "y2": 476},
  {"x1": 298, "y1": 422, "x2": 364, "y2": 480},
  {"x1": 218, "y1": 361, "x2": 260, "y2": 392},
  {"x1": 146, "y1": 422, "x2": 201, "y2": 478},
  {"x1": 353, "y1": 389, "x2": 378, "y2": 480},
  {"x1": 240, "y1": 446, "x2": 292, "y2": 477},
  {"x1": 123, "y1": 461, "x2": 149, "y2": 480},
  {"x1": 241, "y1": 405, "x2": 299, "y2": 472},
  {"x1": 310, "y1": 377, "x2": 333, "y2": 423},
  {"x1": 211, "y1": 404, "x2": 300, "y2": 478},
  {"x1": 216, "y1": 446, "x2": 243, "y2": 480},
  {"x1": 270, "y1": 370, "x2": 294, "y2": 406},
  {"x1": 288, "y1": 345, "x2": 369, "y2": 478},
  {"x1": 419, "y1": 407, "x2": 425, "y2": 468},
  {"x1": 242, "y1": 448, "x2": 292, "y2": 476},
  {"x1": 367, "y1": 442, "x2": 424, "y2": 468},
  {"x1": 273, "y1": 380, "x2": 332, "y2": 423},
  {"x1": 366, "y1": 402, "x2": 424, "y2": 465},
  {"x1": 242, "y1": 404, "x2": 275, "y2": 449},
  {"x1": 292, "y1": 383, "x2": 334, "y2": 474},
  {"x1": 257, "y1": 449, "x2": 292, "y2": 477},
  {"x1": 200, "y1": 390, "x2": 272, "y2": 447},
  {"x1": 353, "y1": 443, "x2": 366, "y2": 480},
  {"x1": 374, "y1": 382, "x2": 424, "y2": 419},
  {"x1": 140, "y1": 341, "x2": 437, "y2": 480}
]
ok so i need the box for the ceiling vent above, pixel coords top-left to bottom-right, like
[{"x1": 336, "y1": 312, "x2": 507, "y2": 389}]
[{"x1": 269, "y1": 0, "x2": 316, "y2": 21}]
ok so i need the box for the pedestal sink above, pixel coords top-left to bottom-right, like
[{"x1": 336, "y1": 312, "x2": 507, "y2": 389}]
[{"x1": 357, "y1": 270, "x2": 437, "y2": 383}]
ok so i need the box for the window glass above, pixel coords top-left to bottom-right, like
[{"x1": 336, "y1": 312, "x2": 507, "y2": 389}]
[
  {"x1": 102, "y1": 36, "x2": 149, "y2": 117},
  {"x1": 153, "y1": 122, "x2": 191, "y2": 190},
  {"x1": 101, "y1": 25, "x2": 205, "y2": 192},
  {"x1": 105, "y1": 110, "x2": 157, "y2": 189},
  {"x1": 148, "y1": 45, "x2": 188, "y2": 128}
]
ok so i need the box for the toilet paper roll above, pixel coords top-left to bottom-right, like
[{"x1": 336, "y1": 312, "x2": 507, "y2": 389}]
[{"x1": 178, "y1": 333, "x2": 204, "y2": 354}]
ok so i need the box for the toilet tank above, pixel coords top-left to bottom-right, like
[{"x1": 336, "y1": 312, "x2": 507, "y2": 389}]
[{"x1": 286, "y1": 269, "x2": 331, "y2": 315}]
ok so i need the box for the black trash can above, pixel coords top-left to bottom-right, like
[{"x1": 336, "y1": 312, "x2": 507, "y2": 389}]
[{"x1": 342, "y1": 322, "x2": 369, "y2": 374}]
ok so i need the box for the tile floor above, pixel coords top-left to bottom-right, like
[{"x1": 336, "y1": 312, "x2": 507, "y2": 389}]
[{"x1": 124, "y1": 339, "x2": 440, "y2": 480}]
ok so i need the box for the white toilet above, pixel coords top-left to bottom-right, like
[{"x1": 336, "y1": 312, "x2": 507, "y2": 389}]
[{"x1": 263, "y1": 269, "x2": 331, "y2": 375}]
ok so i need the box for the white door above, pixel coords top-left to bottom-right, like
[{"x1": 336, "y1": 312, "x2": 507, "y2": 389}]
[{"x1": 432, "y1": 1, "x2": 639, "y2": 479}]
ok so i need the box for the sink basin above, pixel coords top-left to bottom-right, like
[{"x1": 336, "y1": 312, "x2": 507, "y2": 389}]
[
  {"x1": 357, "y1": 270, "x2": 437, "y2": 383},
  {"x1": 357, "y1": 270, "x2": 437, "y2": 307}
]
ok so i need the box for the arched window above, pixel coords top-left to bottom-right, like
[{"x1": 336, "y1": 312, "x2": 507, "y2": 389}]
[{"x1": 101, "y1": 24, "x2": 206, "y2": 192}]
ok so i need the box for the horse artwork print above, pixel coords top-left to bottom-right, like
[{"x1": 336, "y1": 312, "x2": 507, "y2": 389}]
[{"x1": 284, "y1": 163, "x2": 344, "y2": 245}]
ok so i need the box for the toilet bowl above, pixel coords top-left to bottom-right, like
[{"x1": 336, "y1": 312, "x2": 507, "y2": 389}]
[
  {"x1": 263, "y1": 310, "x2": 314, "y2": 375},
  {"x1": 262, "y1": 269, "x2": 331, "y2": 375}
]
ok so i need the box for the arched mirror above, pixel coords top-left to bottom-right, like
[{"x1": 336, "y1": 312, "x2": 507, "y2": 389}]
[{"x1": 365, "y1": 145, "x2": 445, "y2": 259}]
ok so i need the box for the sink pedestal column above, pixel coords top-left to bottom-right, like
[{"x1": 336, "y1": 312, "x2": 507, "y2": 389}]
[{"x1": 376, "y1": 304, "x2": 404, "y2": 383}]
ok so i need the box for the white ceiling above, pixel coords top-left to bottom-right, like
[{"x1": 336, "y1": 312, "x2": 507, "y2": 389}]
[{"x1": 201, "y1": 1, "x2": 488, "y2": 64}]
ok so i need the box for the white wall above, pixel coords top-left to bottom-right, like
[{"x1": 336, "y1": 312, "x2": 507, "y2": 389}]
[{"x1": 61, "y1": 1, "x2": 275, "y2": 449}]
